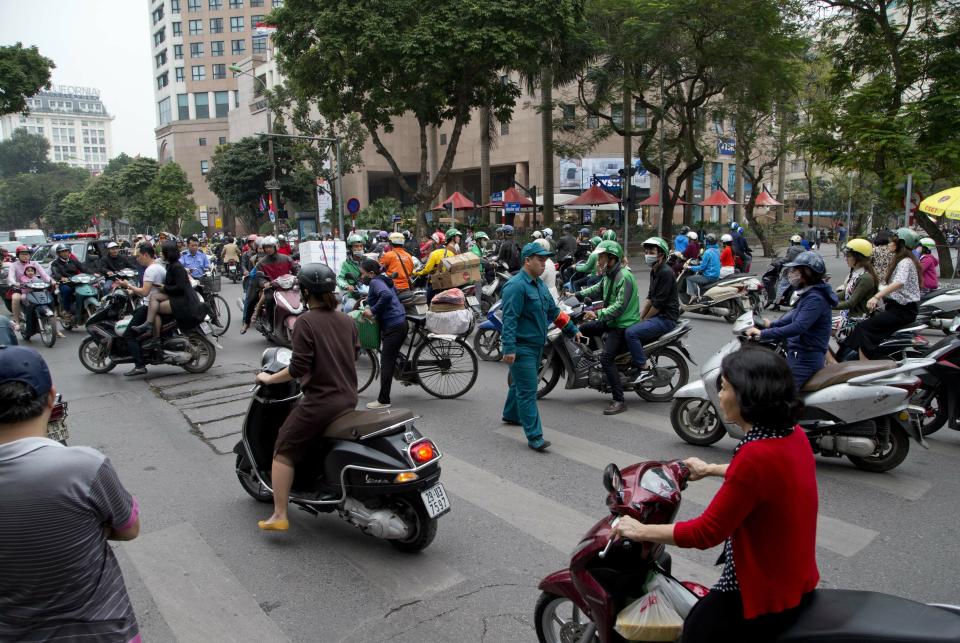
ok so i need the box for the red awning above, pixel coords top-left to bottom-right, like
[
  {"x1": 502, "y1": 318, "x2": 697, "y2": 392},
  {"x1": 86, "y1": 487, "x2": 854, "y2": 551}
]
[
  {"x1": 753, "y1": 190, "x2": 783, "y2": 207},
  {"x1": 482, "y1": 187, "x2": 535, "y2": 208},
  {"x1": 565, "y1": 185, "x2": 621, "y2": 206},
  {"x1": 432, "y1": 191, "x2": 476, "y2": 211},
  {"x1": 638, "y1": 191, "x2": 689, "y2": 207},
  {"x1": 699, "y1": 189, "x2": 739, "y2": 207}
]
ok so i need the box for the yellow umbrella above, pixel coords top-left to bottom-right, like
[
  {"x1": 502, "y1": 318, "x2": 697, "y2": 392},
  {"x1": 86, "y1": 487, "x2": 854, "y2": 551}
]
[{"x1": 919, "y1": 186, "x2": 960, "y2": 220}]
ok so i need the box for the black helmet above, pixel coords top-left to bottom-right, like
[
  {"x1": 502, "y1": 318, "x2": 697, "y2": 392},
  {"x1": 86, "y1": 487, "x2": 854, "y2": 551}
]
[
  {"x1": 680, "y1": 226, "x2": 690, "y2": 235},
  {"x1": 297, "y1": 263, "x2": 336, "y2": 294}
]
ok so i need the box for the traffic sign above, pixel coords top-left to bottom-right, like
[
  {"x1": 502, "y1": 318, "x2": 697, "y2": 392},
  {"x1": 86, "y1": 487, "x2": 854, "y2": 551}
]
[
  {"x1": 391, "y1": 215, "x2": 402, "y2": 222},
  {"x1": 347, "y1": 198, "x2": 361, "y2": 215},
  {"x1": 490, "y1": 191, "x2": 503, "y2": 203},
  {"x1": 505, "y1": 202, "x2": 521, "y2": 213}
]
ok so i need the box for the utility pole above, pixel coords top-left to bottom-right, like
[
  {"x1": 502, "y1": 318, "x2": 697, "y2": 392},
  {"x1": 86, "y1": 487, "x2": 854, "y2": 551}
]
[{"x1": 904, "y1": 173, "x2": 913, "y2": 227}]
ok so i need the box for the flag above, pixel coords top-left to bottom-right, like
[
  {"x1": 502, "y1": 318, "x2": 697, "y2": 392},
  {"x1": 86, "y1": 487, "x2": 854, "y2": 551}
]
[
  {"x1": 259, "y1": 195, "x2": 268, "y2": 212},
  {"x1": 268, "y1": 193, "x2": 277, "y2": 214}
]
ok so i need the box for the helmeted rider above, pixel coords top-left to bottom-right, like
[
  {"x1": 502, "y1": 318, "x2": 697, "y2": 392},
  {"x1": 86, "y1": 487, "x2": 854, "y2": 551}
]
[
  {"x1": 497, "y1": 225, "x2": 522, "y2": 272},
  {"x1": 625, "y1": 237, "x2": 681, "y2": 385},
  {"x1": 50, "y1": 243, "x2": 87, "y2": 321},
  {"x1": 241, "y1": 235, "x2": 294, "y2": 333},
  {"x1": 569, "y1": 236, "x2": 603, "y2": 292},
  {"x1": 719, "y1": 233, "x2": 736, "y2": 277},
  {"x1": 601, "y1": 229, "x2": 617, "y2": 242},
  {"x1": 918, "y1": 237, "x2": 939, "y2": 293},
  {"x1": 97, "y1": 241, "x2": 134, "y2": 291},
  {"x1": 7, "y1": 246, "x2": 53, "y2": 334},
  {"x1": 556, "y1": 224, "x2": 578, "y2": 262},
  {"x1": 774, "y1": 234, "x2": 806, "y2": 306},
  {"x1": 372, "y1": 230, "x2": 390, "y2": 255},
  {"x1": 746, "y1": 251, "x2": 836, "y2": 390},
  {"x1": 674, "y1": 226, "x2": 691, "y2": 254},
  {"x1": 469, "y1": 231, "x2": 490, "y2": 258},
  {"x1": 574, "y1": 227, "x2": 593, "y2": 261},
  {"x1": 379, "y1": 232, "x2": 416, "y2": 293},
  {"x1": 414, "y1": 228, "x2": 462, "y2": 302},
  {"x1": 338, "y1": 234, "x2": 366, "y2": 312},
  {"x1": 542, "y1": 227, "x2": 556, "y2": 253},
  {"x1": 577, "y1": 240, "x2": 642, "y2": 415},
  {"x1": 684, "y1": 233, "x2": 721, "y2": 302}
]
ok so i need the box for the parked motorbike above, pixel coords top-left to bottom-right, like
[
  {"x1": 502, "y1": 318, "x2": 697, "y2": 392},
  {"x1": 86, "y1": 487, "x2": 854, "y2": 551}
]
[
  {"x1": 671, "y1": 311, "x2": 932, "y2": 472},
  {"x1": 535, "y1": 459, "x2": 960, "y2": 643},
  {"x1": 916, "y1": 286, "x2": 960, "y2": 334},
  {"x1": 480, "y1": 258, "x2": 511, "y2": 312},
  {"x1": 534, "y1": 296, "x2": 694, "y2": 402},
  {"x1": 18, "y1": 280, "x2": 58, "y2": 347},
  {"x1": 677, "y1": 269, "x2": 762, "y2": 322},
  {"x1": 77, "y1": 288, "x2": 217, "y2": 374},
  {"x1": 61, "y1": 273, "x2": 103, "y2": 330},
  {"x1": 234, "y1": 346, "x2": 449, "y2": 552},
  {"x1": 910, "y1": 329, "x2": 960, "y2": 436},
  {"x1": 253, "y1": 273, "x2": 304, "y2": 347}
]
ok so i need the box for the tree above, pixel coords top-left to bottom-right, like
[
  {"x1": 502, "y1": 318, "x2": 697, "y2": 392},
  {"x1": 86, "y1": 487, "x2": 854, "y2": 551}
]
[
  {"x1": 206, "y1": 138, "x2": 272, "y2": 231},
  {"x1": 355, "y1": 197, "x2": 415, "y2": 230},
  {"x1": 0, "y1": 43, "x2": 54, "y2": 116},
  {"x1": 114, "y1": 157, "x2": 160, "y2": 224},
  {"x1": 0, "y1": 129, "x2": 50, "y2": 177},
  {"x1": 51, "y1": 191, "x2": 91, "y2": 232},
  {"x1": 271, "y1": 0, "x2": 584, "y2": 232},
  {"x1": 81, "y1": 174, "x2": 123, "y2": 232},
  {"x1": 102, "y1": 152, "x2": 135, "y2": 176},
  {"x1": 0, "y1": 164, "x2": 89, "y2": 230},
  {"x1": 143, "y1": 162, "x2": 196, "y2": 233}
]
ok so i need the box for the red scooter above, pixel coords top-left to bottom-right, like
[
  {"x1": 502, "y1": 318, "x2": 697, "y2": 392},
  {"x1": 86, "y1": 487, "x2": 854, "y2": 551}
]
[{"x1": 253, "y1": 274, "x2": 304, "y2": 347}]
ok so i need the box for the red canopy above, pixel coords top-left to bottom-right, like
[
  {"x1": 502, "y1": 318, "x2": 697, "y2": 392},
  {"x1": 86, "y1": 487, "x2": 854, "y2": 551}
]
[
  {"x1": 566, "y1": 185, "x2": 621, "y2": 206},
  {"x1": 638, "y1": 191, "x2": 689, "y2": 207},
  {"x1": 432, "y1": 191, "x2": 476, "y2": 211},
  {"x1": 482, "y1": 187, "x2": 535, "y2": 208},
  {"x1": 699, "y1": 189, "x2": 738, "y2": 207},
  {"x1": 753, "y1": 189, "x2": 783, "y2": 207}
]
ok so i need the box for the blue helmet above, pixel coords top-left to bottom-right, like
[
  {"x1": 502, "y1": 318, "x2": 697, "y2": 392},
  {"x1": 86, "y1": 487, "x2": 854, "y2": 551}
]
[
  {"x1": 784, "y1": 250, "x2": 826, "y2": 275},
  {"x1": 730, "y1": 221, "x2": 738, "y2": 230},
  {"x1": 501, "y1": 225, "x2": 514, "y2": 235}
]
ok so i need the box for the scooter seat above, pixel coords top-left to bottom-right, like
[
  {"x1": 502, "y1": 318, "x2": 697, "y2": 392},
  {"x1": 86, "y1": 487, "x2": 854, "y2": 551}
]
[
  {"x1": 801, "y1": 360, "x2": 896, "y2": 392},
  {"x1": 658, "y1": 320, "x2": 690, "y2": 342},
  {"x1": 324, "y1": 408, "x2": 415, "y2": 441},
  {"x1": 773, "y1": 589, "x2": 960, "y2": 642}
]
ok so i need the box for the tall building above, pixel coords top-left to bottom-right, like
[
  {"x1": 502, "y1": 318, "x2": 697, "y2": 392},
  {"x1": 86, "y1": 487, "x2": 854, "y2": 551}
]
[
  {"x1": 149, "y1": 0, "x2": 281, "y2": 225},
  {"x1": 0, "y1": 85, "x2": 113, "y2": 173}
]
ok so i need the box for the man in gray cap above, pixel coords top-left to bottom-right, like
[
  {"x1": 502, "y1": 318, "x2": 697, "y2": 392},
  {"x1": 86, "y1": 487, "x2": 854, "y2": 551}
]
[{"x1": 500, "y1": 242, "x2": 582, "y2": 451}]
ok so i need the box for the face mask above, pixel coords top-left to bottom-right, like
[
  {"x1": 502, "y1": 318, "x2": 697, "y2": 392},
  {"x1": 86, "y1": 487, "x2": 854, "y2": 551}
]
[
  {"x1": 788, "y1": 272, "x2": 803, "y2": 288},
  {"x1": 352, "y1": 251, "x2": 363, "y2": 260},
  {"x1": 644, "y1": 254, "x2": 658, "y2": 266}
]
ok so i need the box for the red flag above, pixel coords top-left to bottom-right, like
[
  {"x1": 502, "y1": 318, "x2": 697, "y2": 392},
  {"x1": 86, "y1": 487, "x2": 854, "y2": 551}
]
[{"x1": 268, "y1": 193, "x2": 277, "y2": 214}]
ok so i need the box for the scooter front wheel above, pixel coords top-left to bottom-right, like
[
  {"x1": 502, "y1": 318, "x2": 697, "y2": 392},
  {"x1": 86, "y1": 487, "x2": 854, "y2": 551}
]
[
  {"x1": 472, "y1": 328, "x2": 502, "y2": 362},
  {"x1": 38, "y1": 315, "x2": 56, "y2": 347},
  {"x1": 235, "y1": 454, "x2": 273, "y2": 503},
  {"x1": 78, "y1": 337, "x2": 116, "y2": 373},
  {"x1": 670, "y1": 398, "x2": 725, "y2": 445},
  {"x1": 534, "y1": 592, "x2": 599, "y2": 643}
]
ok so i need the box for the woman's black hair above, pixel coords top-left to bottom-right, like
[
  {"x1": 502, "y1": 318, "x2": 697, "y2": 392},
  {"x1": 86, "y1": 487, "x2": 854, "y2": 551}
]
[
  {"x1": 720, "y1": 346, "x2": 802, "y2": 430},
  {"x1": 797, "y1": 265, "x2": 824, "y2": 285},
  {"x1": 885, "y1": 238, "x2": 922, "y2": 284},
  {"x1": 873, "y1": 230, "x2": 890, "y2": 246},
  {"x1": 360, "y1": 258, "x2": 381, "y2": 275},
  {"x1": 160, "y1": 241, "x2": 180, "y2": 264},
  {"x1": 0, "y1": 381, "x2": 48, "y2": 424}
]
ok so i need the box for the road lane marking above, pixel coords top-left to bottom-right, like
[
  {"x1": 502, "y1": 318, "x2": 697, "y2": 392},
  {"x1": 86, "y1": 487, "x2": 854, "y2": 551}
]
[
  {"x1": 123, "y1": 522, "x2": 290, "y2": 642},
  {"x1": 440, "y1": 454, "x2": 718, "y2": 586},
  {"x1": 494, "y1": 427, "x2": 878, "y2": 557}
]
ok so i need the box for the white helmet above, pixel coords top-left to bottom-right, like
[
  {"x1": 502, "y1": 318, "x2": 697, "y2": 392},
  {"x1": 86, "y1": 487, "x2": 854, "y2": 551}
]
[
  {"x1": 790, "y1": 234, "x2": 803, "y2": 243},
  {"x1": 260, "y1": 235, "x2": 278, "y2": 247},
  {"x1": 721, "y1": 233, "x2": 734, "y2": 243},
  {"x1": 278, "y1": 234, "x2": 286, "y2": 241},
  {"x1": 535, "y1": 238, "x2": 551, "y2": 251},
  {"x1": 543, "y1": 227, "x2": 553, "y2": 238},
  {"x1": 532, "y1": 230, "x2": 543, "y2": 239},
  {"x1": 919, "y1": 237, "x2": 936, "y2": 249},
  {"x1": 686, "y1": 231, "x2": 698, "y2": 240},
  {"x1": 389, "y1": 232, "x2": 405, "y2": 245}
]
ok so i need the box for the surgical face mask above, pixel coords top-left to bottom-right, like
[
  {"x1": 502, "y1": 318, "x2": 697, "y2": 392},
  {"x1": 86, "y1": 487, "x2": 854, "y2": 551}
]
[
  {"x1": 452, "y1": 243, "x2": 461, "y2": 254},
  {"x1": 787, "y1": 270, "x2": 803, "y2": 288},
  {"x1": 351, "y1": 250, "x2": 363, "y2": 260},
  {"x1": 644, "y1": 254, "x2": 658, "y2": 266}
]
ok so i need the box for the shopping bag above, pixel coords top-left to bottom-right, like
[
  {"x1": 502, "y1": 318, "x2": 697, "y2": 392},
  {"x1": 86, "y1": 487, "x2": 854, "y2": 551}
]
[
  {"x1": 614, "y1": 588, "x2": 684, "y2": 641},
  {"x1": 647, "y1": 572, "x2": 700, "y2": 619},
  {"x1": 348, "y1": 310, "x2": 381, "y2": 350}
]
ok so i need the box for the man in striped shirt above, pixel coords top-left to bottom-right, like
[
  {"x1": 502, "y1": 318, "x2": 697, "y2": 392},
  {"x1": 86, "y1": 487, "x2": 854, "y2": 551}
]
[{"x1": 0, "y1": 346, "x2": 141, "y2": 642}]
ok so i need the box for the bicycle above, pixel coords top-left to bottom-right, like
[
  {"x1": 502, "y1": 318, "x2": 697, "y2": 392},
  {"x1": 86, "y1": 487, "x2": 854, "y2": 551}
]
[
  {"x1": 194, "y1": 270, "x2": 230, "y2": 337},
  {"x1": 357, "y1": 312, "x2": 479, "y2": 399}
]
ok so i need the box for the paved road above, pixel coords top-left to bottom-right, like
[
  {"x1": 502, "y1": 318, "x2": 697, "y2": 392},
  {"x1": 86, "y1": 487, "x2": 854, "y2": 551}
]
[{"x1": 37, "y1": 244, "x2": 960, "y2": 642}]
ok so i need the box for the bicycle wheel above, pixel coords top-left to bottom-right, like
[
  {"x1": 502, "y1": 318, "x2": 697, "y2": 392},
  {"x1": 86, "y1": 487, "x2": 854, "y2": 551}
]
[
  {"x1": 208, "y1": 294, "x2": 230, "y2": 336},
  {"x1": 413, "y1": 336, "x2": 478, "y2": 399},
  {"x1": 357, "y1": 348, "x2": 379, "y2": 393}
]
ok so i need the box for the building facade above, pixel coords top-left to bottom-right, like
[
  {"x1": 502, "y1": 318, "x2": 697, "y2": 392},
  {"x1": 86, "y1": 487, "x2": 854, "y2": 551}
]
[
  {"x1": 0, "y1": 86, "x2": 113, "y2": 173},
  {"x1": 149, "y1": 0, "x2": 281, "y2": 224}
]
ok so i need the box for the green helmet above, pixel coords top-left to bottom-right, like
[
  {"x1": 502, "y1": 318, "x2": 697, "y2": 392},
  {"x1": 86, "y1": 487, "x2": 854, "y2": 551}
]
[
  {"x1": 590, "y1": 236, "x2": 602, "y2": 248},
  {"x1": 895, "y1": 227, "x2": 920, "y2": 249},
  {"x1": 446, "y1": 227, "x2": 462, "y2": 238},
  {"x1": 594, "y1": 239, "x2": 623, "y2": 259},
  {"x1": 346, "y1": 234, "x2": 364, "y2": 245},
  {"x1": 642, "y1": 236, "x2": 669, "y2": 255},
  {"x1": 601, "y1": 229, "x2": 617, "y2": 241},
  {"x1": 473, "y1": 231, "x2": 489, "y2": 240}
]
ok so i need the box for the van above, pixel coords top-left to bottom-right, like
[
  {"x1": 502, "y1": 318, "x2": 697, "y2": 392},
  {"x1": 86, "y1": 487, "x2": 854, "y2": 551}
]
[{"x1": 13, "y1": 229, "x2": 47, "y2": 245}]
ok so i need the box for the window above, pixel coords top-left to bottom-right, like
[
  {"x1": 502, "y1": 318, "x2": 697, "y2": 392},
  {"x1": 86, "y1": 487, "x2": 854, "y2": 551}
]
[
  {"x1": 177, "y1": 93, "x2": 189, "y2": 120},
  {"x1": 711, "y1": 111, "x2": 723, "y2": 133},
  {"x1": 153, "y1": 28, "x2": 166, "y2": 46},
  {"x1": 500, "y1": 121, "x2": 509, "y2": 136},
  {"x1": 587, "y1": 113, "x2": 599, "y2": 129},
  {"x1": 789, "y1": 160, "x2": 807, "y2": 174},
  {"x1": 152, "y1": 6, "x2": 164, "y2": 24},
  {"x1": 199, "y1": 137, "x2": 207, "y2": 146},
  {"x1": 272, "y1": 0, "x2": 283, "y2": 7},
  {"x1": 252, "y1": 36, "x2": 267, "y2": 54},
  {"x1": 561, "y1": 103, "x2": 575, "y2": 124},
  {"x1": 200, "y1": 160, "x2": 209, "y2": 175},
  {"x1": 172, "y1": 21, "x2": 182, "y2": 36},
  {"x1": 219, "y1": 136, "x2": 226, "y2": 145},
  {"x1": 230, "y1": 16, "x2": 244, "y2": 31},
  {"x1": 175, "y1": 66, "x2": 185, "y2": 82},
  {"x1": 209, "y1": 0, "x2": 222, "y2": 8},
  {"x1": 611, "y1": 104, "x2": 623, "y2": 128},
  {"x1": 229, "y1": 0, "x2": 243, "y2": 7},
  {"x1": 190, "y1": 42, "x2": 204, "y2": 58},
  {"x1": 191, "y1": 65, "x2": 206, "y2": 81},
  {"x1": 254, "y1": 73, "x2": 266, "y2": 95},
  {"x1": 195, "y1": 92, "x2": 209, "y2": 118},
  {"x1": 155, "y1": 50, "x2": 167, "y2": 68},
  {"x1": 211, "y1": 40, "x2": 224, "y2": 56},
  {"x1": 174, "y1": 45, "x2": 184, "y2": 61},
  {"x1": 210, "y1": 17, "x2": 223, "y2": 33},
  {"x1": 171, "y1": 0, "x2": 181, "y2": 12},
  {"x1": 215, "y1": 90, "x2": 229, "y2": 117},
  {"x1": 189, "y1": 19, "x2": 202, "y2": 35},
  {"x1": 231, "y1": 39, "x2": 245, "y2": 55},
  {"x1": 157, "y1": 72, "x2": 169, "y2": 89},
  {"x1": 52, "y1": 122, "x2": 76, "y2": 144},
  {"x1": 251, "y1": 0, "x2": 263, "y2": 5},
  {"x1": 187, "y1": 0, "x2": 201, "y2": 10},
  {"x1": 634, "y1": 100, "x2": 646, "y2": 127},
  {"x1": 158, "y1": 97, "x2": 172, "y2": 126},
  {"x1": 212, "y1": 64, "x2": 226, "y2": 79},
  {"x1": 251, "y1": 14, "x2": 264, "y2": 24},
  {"x1": 439, "y1": 133, "x2": 447, "y2": 145}
]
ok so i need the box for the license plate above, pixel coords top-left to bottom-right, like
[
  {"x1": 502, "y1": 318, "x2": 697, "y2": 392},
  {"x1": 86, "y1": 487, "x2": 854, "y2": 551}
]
[
  {"x1": 467, "y1": 296, "x2": 479, "y2": 307},
  {"x1": 200, "y1": 322, "x2": 212, "y2": 334},
  {"x1": 420, "y1": 483, "x2": 451, "y2": 518}
]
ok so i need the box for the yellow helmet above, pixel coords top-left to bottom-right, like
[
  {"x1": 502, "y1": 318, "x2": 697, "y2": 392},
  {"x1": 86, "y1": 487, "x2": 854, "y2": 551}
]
[{"x1": 844, "y1": 238, "x2": 873, "y2": 257}]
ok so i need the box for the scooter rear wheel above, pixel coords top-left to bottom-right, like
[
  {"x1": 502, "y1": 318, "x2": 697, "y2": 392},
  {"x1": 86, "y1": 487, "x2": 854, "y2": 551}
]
[
  {"x1": 534, "y1": 591, "x2": 598, "y2": 643},
  {"x1": 235, "y1": 454, "x2": 273, "y2": 503},
  {"x1": 182, "y1": 335, "x2": 216, "y2": 373},
  {"x1": 635, "y1": 347, "x2": 688, "y2": 402},
  {"x1": 388, "y1": 494, "x2": 438, "y2": 553},
  {"x1": 847, "y1": 420, "x2": 910, "y2": 472},
  {"x1": 670, "y1": 398, "x2": 725, "y2": 445}
]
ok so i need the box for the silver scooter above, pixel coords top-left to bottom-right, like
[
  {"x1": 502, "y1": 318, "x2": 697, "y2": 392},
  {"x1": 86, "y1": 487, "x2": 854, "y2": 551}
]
[
  {"x1": 676, "y1": 266, "x2": 762, "y2": 322},
  {"x1": 670, "y1": 311, "x2": 932, "y2": 472},
  {"x1": 917, "y1": 286, "x2": 960, "y2": 334}
]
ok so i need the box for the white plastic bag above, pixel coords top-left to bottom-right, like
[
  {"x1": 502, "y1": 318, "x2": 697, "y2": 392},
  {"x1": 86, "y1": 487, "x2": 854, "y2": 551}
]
[
  {"x1": 425, "y1": 309, "x2": 473, "y2": 335},
  {"x1": 614, "y1": 588, "x2": 684, "y2": 641},
  {"x1": 720, "y1": 265, "x2": 735, "y2": 277},
  {"x1": 648, "y1": 572, "x2": 700, "y2": 619}
]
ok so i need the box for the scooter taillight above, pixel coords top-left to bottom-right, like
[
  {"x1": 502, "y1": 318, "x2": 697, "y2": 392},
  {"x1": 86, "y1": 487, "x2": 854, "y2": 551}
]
[{"x1": 409, "y1": 439, "x2": 438, "y2": 464}]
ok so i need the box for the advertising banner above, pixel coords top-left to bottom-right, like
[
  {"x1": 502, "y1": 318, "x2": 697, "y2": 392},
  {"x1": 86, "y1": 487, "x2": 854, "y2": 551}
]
[{"x1": 559, "y1": 157, "x2": 651, "y2": 190}]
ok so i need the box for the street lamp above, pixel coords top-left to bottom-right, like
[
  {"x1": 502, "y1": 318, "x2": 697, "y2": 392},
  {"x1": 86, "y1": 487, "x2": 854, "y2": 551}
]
[{"x1": 229, "y1": 63, "x2": 279, "y2": 230}]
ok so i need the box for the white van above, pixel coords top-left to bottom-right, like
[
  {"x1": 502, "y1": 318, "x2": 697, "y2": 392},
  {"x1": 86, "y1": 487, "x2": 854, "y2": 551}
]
[{"x1": 13, "y1": 229, "x2": 47, "y2": 245}]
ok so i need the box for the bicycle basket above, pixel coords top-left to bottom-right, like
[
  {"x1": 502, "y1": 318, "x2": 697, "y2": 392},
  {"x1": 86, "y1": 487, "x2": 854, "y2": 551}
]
[{"x1": 201, "y1": 272, "x2": 222, "y2": 293}]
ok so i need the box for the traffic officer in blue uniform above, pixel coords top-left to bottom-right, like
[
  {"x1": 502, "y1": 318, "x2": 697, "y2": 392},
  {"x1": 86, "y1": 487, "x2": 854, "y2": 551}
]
[{"x1": 500, "y1": 242, "x2": 582, "y2": 451}]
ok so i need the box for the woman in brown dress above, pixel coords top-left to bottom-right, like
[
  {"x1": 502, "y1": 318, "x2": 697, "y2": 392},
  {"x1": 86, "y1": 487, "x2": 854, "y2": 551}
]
[{"x1": 254, "y1": 264, "x2": 359, "y2": 531}]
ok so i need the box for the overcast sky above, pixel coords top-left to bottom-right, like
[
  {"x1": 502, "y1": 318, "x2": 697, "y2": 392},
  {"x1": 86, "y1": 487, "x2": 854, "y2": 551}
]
[{"x1": 0, "y1": 0, "x2": 156, "y2": 158}]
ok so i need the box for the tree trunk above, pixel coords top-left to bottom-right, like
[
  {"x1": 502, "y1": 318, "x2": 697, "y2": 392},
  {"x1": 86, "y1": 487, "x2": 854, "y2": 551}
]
[
  {"x1": 659, "y1": 171, "x2": 673, "y2": 238},
  {"x1": 622, "y1": 87, "x2": 632, "y2": 232},
  {"x1": 684, "y1": 168, "x2": 694, "y2": 228},
  {"x1": 734, "y1": 148, "x2": 744, "y2": 224},
  {"x1": 540, "y1": 65, "x2": 554, "y2": 227},
  {"x1": 480, "y1": 107, "x2": 491, "y2": 227},
  {"x1": 805, "y1": 164, "x2": 815, "y2": 225}
]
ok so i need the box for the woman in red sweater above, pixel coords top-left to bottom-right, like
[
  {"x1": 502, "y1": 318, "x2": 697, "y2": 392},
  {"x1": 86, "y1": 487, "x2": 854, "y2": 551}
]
[
  {"x1": 719, "y1": 233, "x2": 736, "y2": 276},
  {"x1": 613, "y1": 346, "x2": 819, "y2": 642}
]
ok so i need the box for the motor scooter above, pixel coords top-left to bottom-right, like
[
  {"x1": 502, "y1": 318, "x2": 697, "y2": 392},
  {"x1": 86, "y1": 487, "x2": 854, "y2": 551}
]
[
  {"x1": 535, "y1": 459, "x2": 960, "y2": 643},
  {"x1": 671, "y1": 311, "x2": 932, "y2": 472},
  {"x1": 909, "y1": 325, "x2": 960, "y2": 436},
  {"x1": 831, "y1": 312, "x2": 930, "y2": 362},
  {"x1": 472, "y1": 299, "x2": 503, "y2": 362},
  {"x1": 224, "y1": 259, "x2": 240, "y2": 284},
  {"x1": 676, "y1": 268, "x2": 761, "y2": 322},
  {"x1": 18, "y1": 280, "x2": 58, "y2": 347},
  {"x1": 61, "y1": 273, "x2": 102, "y2": 330},
  {"x1": 916, "y1": 286, "x2": 960, "y2": 334},
  {"x1": 233, "y1": 346, "x2": 449, "y2": 552},
  {"x1": 253, "y1": 273, "x2": 304, "y2": 347}
]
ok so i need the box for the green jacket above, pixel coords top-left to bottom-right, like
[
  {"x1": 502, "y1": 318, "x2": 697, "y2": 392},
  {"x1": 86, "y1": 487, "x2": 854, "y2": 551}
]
[
  {"x1": 834, "y1": 269, "x2": 877, "y2": 317},
  {"x1": 469, "y1": 244, "x2": 483, "y2": 258},
  {"x1": 337, "y1": 258, "x2": 362, "y2": 294},
  {"x1": 575, "y1": 252, "x2": 598, "y2": 274},
  {"x1": 580, "y1": 263, "x2": 641, "y2": 328}
]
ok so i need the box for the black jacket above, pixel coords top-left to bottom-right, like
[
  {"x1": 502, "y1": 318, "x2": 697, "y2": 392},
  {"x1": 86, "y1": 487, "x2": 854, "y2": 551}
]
[
  {"x1": 98, "y1": 253, "x2": 134, "y2": 275},
  {"x1": 497, "y1": 240, "x2": 521, "y2": 272},
  {"x1": 163, "y1": 261, "x2": 207, "y2": 331},
  {"x1": 556, "y1": 234, "x2": 578, "y2": 261},
  {"x1": 51, "y1": 257, "x2": 85, "y2": 281}
]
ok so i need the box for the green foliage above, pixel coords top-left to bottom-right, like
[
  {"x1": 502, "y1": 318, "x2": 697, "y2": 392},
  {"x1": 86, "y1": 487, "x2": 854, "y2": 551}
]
[
  {"x1": 356, "y1": 197, "x2": 415, "y2": 231},
  {"x1": 258, "y1": 221, "x2": 275, "y2": 234},
  {"x1": 102, "y1": 153, "x2": 135, "y2": 176},
  {"x1": 143, "y1": 163, "x2": 196, "y2": 232},
  {"x1": 0, "y1": 164, "x2": 89, "y2": 230},
  {"x1": 180, "y1": 219, "x2": 204, "y2": 237},
  {"x1": 0, "y1": 43, "x2": 54, "y2": 116},
  {"x1": 205, "y1": 137, "x2": 272, "y2": 231},
  {"x1": 0, "y1": 129, "x2": 50, "y2": 177}
]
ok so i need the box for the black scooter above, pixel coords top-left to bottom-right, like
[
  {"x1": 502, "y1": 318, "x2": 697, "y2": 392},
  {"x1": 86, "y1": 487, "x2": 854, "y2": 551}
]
[{"x1": 233, "y1": 347, "x2": 450, "y2": 552}]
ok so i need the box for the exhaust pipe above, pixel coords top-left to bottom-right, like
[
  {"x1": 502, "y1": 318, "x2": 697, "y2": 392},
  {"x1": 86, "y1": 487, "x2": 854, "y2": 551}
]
[{"x1": 340, "y1": 497, "x2": 412, "y2": 540}]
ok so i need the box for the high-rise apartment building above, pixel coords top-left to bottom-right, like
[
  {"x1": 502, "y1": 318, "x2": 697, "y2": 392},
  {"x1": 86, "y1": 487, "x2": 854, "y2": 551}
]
[
  {"x1": 0, "y1": 86, "x2": 113, "y2": 173},
  {"x1": 149, "y1": 0, "x2": 281, "y2": 223}
]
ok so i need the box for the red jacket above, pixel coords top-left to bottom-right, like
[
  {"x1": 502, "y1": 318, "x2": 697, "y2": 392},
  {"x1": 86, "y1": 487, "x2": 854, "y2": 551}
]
[{"x1": 673, "y1": 427, "x2": 819, "y2": 619}]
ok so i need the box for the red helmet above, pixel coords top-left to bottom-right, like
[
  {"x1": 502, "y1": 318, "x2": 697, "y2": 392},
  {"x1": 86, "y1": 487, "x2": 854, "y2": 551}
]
[{"x1": 15, "y1": 245, "x2": 30, "y2": 255}]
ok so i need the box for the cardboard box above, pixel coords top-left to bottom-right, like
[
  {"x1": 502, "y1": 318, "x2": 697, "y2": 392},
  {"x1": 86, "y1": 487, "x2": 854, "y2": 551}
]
[
  {"x1": 430, "y1": 265, "x2": 482, "y2": 290},
  {"x1": 440, "y1": 252, "x2": 481, "y2": 273}
]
